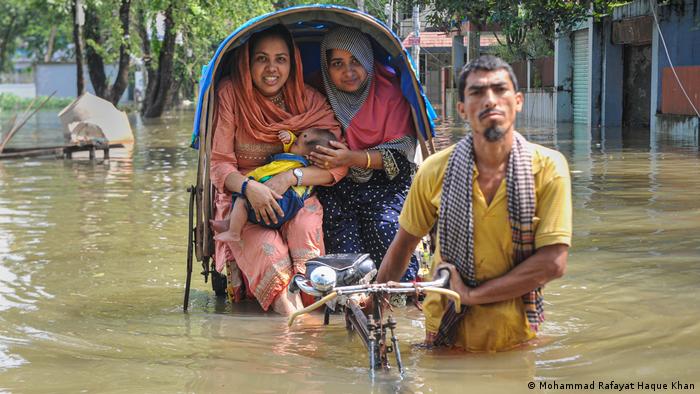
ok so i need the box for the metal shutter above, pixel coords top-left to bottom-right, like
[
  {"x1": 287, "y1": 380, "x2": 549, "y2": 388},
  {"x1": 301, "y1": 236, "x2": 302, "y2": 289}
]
[{"x1": 572, "y1": 29, "x2": 590, "y2": 125}]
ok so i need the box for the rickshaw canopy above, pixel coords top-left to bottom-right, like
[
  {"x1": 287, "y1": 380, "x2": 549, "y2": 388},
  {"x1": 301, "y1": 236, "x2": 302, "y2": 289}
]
[{"x1": 190, "y1": 4, "x2": 436, "y2": 150}]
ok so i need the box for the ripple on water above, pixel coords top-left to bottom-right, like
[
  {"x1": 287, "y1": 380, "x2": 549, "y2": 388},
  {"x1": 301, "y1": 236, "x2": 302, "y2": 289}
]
[
  {"x1": 1, "y1": 114, "x2": 699, "y2": 391},
  {"x1": 0, "y1": 343, "x2": 26, "y2": 371}
]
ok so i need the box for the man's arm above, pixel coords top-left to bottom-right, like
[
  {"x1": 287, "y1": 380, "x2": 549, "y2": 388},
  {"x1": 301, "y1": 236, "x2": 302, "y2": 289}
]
[
  {"x1": 376, "y1": 227, "x2": 423, "y2": 283},
  {"x1": 442, "y1": 243, "x2": 568, "y2": 305}
]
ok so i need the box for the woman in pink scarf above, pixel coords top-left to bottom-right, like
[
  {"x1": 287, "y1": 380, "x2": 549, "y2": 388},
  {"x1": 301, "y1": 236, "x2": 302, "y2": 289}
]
[
  {"x1": 310, "y1": 26, "x2": 420, "y2": 280},
  {"x1": 210, "y1": 25, "x2": 345, "y2": 314}
]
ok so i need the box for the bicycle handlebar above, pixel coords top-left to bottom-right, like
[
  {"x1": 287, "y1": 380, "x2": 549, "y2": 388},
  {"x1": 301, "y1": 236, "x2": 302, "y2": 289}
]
[
  {"x1": 288, "y1": 267, "x2": 461, "y2": 326},
  {"x1": 288, "y1": 291, "x2": 338, "y2": 327}
]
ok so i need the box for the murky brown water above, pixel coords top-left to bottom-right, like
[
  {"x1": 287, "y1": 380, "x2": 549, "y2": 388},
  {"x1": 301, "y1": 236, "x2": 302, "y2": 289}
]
[{"x1": 1, "y1": 111, "x2": 699, "y2": 393}]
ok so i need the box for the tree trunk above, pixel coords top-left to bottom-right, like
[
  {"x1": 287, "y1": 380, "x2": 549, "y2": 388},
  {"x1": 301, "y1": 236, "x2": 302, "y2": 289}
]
[
  {"x1": 135, "y1": 5, "x2": 157, "y2": 112},
  {"x1": 44, "y1": 26, "x2": 57, "y2": 63},
  {"x1": 0, "y1": 17, "x2": 17, "y2": 73},
  {"x1": 142, "y1": 4, "x2": 176, "y2": 118},
  {"x1": 72, "y1": 0, "x2": 85, "y2": 96},
  {"x1": 166, "y1": 79, "x2": 182, "y2": 109},
  {"x1": 84, "y1": 7, "x2": 107, "y2": 98},
  {"x1": 108, "y1": 0, "x2": 132, "y2": 105}
]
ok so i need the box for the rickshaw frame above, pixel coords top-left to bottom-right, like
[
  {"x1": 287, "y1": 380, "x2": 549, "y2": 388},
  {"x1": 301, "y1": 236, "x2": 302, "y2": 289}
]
[{"x1": 185, "y1": 5, "x2": 437, "y2": 310}]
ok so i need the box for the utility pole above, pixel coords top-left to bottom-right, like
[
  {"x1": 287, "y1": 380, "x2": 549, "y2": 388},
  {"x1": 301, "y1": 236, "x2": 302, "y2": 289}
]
[
  {"x1": 412, "y1": 5, "x2": 420, "y2": 77},
  {"x1": 356, "y1": 0, "x2": 365, "y2": 12},
  {"x1": 452, "y1": 34, "x2": 466, "y2": 83},
  {"x1": 72, "y1": 0, "x2": 85, "y2": 96}
]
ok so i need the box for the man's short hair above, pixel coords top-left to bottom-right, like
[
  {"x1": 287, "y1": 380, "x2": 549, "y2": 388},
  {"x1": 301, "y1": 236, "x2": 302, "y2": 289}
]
[
  {"x1": 303, "y1": 128, "x2": 337, "y2": 150},
  {"x1": 458, "y1": 55, "x2": 519, "y2": 102}
]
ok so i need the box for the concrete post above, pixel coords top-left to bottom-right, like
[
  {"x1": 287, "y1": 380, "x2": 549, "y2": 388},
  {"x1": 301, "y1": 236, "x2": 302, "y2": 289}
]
[
  {"x1": 590, "y1": 18, "x2": 603, "y2": 128},
  {"x1": 526, "y1": 59, "x2": 531, "y2": 90},
  {"x1": 452, "y1": 34, "x2": 466, "y2": 82},
  {"x1": 601, "y1": 17, "x2": 623, "y2": 127},
  {"x1": 650, "y1": 0, "x2": 660, "y2": 135}
]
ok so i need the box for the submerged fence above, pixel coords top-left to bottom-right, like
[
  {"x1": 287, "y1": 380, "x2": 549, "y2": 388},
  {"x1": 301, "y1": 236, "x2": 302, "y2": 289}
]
[{"x1": 521, "y1": 88, "x2": 556, "y2": 126}]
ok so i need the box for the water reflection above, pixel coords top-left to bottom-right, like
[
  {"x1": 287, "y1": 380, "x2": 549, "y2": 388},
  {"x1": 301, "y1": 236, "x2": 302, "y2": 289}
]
[{"x1": 0, "y1": 111, "x2": 698, "y2": 392}]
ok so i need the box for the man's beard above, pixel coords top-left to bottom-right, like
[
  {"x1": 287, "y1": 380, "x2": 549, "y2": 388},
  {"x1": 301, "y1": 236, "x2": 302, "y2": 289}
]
[{"x1": 484, "y1": 126, "x2": 506, "y2": 142}]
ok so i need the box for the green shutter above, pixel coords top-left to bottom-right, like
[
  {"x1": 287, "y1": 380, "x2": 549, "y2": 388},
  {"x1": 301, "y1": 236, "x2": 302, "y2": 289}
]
[{"x1": 572, "y1": 29, "x2": 590, "y2": 125}]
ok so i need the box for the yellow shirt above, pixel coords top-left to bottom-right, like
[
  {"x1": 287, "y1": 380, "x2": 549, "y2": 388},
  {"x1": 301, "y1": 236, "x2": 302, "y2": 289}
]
[{"x1": 399, "y1": 141, "x2": 572, "y2": 351}]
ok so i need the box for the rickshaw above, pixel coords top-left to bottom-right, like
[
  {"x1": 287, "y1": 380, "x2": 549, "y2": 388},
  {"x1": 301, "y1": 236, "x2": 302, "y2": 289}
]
[
  {"x1": 185, "y1": 5, "x2": 438, "y2": 309},
  {"x1": 184, "y1": 4, "x2": 449, "y2": 374}
]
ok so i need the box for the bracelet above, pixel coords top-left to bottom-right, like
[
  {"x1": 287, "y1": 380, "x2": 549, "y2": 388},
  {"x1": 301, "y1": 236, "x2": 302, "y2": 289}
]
[
  {"x1": 365, "y1": 150, "x2": 371, "y2": 169},
  {"x1": 241, "y1": 178, "x2": 250, "y2": 197}
]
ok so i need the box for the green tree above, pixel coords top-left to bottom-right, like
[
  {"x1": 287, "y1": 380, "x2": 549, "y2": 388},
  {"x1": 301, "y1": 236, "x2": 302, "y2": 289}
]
[
  {"x1": 135, "y1": 0, "x2": 272, "y2": 118},
  {"x1": 83, "y1": 0, "x2": 132, "y2": 105},
  {"x1": 21, "y1": 1, "x2": 72, "y2": 63},
  {"x1": 421, "y1": 0, "x2": 620, "y2": 61},
  {"x1": 0, "y1": 1, "x2": 35, "y2": 73}
]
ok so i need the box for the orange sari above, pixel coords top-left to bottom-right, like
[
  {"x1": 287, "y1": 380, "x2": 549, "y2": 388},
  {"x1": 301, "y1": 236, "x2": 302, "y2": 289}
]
[{"x1": 211, "y1": 39, "x2": 344, "y2": 310}]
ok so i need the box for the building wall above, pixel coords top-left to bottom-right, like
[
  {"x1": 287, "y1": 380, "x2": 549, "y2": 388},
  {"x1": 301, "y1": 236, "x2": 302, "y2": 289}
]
[
  {"x1": 556, "y1": 0, "x2": 700, "y2": 136},
  {"x1": 554, "y1": 33, "x2": 573, "y2": 123},
  {"x1": 511, "y1": 57, "x2": 554, "y2": 89},
  {"x1": 653, "y1": 2, "x2": 700, "y2": 116},
  {"x1": 601, "y1": 17, "x2": 624, "y2": 127},
  {"x1": 661, "y1": 66, "x2": 700, "y2": 115},
  {"x1": 35, "y1": 63, "x2": 129, "y2": 102}
]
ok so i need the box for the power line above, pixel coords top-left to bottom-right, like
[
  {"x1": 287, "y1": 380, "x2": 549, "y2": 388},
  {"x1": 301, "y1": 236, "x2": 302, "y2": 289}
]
[{"x1": 650, "y1": 0, "x2": 700, "y2": 117}]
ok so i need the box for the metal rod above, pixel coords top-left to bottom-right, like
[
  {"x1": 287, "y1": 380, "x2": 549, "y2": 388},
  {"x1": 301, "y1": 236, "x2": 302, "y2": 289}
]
[
  {"x1": 388, "y1": 316, "x2": 403, "y2": 374},
  {"x1": 184, "y1": 186, "x2": 196, "y2": 312},
  {"x1": 368, "y1": 316, "x2": 377, "y2": 371}
]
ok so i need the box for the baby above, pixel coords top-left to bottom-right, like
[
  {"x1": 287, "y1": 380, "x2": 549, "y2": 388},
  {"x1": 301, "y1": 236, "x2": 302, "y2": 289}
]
[{"x1": 212, "y1": 128, "x2": 337, "y2": 242}]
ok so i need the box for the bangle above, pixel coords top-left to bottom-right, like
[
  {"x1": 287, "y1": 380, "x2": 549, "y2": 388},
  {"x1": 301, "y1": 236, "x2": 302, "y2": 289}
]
[
  {"x1": 241, "y1": 178, "x2": 250, "y2": 197},
  {"x1": 365, "y1": 150, "x2": 371, "y2": 169}
]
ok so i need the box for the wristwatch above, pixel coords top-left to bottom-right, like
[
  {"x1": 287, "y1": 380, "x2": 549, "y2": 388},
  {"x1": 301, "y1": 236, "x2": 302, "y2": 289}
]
[{"x1": 293, "y1": 168, "x2": 303, "y2": 186}]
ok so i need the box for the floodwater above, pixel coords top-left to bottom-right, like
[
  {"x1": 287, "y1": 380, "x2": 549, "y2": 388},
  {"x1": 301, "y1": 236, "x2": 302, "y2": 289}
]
[{"x1": 0, "y1": 111, "x2": 699, "y2": 393}]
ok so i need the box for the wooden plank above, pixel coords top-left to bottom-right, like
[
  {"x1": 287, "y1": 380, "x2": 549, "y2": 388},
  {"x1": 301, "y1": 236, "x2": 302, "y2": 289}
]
[{"x1": 0, "y1": 143, "x2": 124, "y2": 160}]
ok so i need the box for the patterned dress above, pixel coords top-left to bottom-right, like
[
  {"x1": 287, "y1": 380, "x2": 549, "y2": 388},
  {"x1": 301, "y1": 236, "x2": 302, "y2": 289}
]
[
  {"x1": 318, "y1": 27, "x2": 420, "y2": 281},
  {"x1": 317, "y1": 151, "x2": 419, "y2": 281}
]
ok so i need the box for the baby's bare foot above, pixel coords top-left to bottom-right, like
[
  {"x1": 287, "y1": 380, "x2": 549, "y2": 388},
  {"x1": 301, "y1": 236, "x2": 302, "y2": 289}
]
[{"x1": 214, "y1": 231, "x2": 241, "y2": 243}]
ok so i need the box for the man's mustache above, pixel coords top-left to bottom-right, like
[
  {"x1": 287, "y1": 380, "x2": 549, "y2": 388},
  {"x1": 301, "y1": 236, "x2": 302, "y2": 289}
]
[{"x1": 478, "y1": 109, "x2": 504, "y2": 119}]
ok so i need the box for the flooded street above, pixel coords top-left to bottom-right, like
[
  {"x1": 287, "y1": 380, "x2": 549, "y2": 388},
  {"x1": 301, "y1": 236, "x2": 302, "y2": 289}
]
[{"x1": 1, "y1": 111, "x2": 699, "y2": 393}]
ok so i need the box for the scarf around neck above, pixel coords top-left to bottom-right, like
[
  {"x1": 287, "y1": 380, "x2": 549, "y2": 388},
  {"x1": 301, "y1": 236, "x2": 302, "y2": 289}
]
[
  {"x1": 320, "y1": 27, "x2": 416, "y2": 155},
  {"x1": 434, "y1": 131, "x2": 543, "y2": 346},
  {"x1": 227, "y1": 29, "x2": 339, "y2": 144},
  {"x1": 320, "y1": 26, "x2": 374, "y2": 130}
]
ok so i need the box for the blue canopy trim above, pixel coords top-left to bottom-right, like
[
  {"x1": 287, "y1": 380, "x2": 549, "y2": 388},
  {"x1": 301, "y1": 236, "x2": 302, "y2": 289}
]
[{"x1": 191, "y1": 4, "x2": 436, "y2": 149}]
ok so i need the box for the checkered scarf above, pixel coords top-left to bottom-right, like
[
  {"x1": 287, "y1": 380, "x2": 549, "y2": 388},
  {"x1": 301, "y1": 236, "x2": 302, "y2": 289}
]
[{"x1": 433, "y1": 131, "x2": 543, "y2": 347}]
